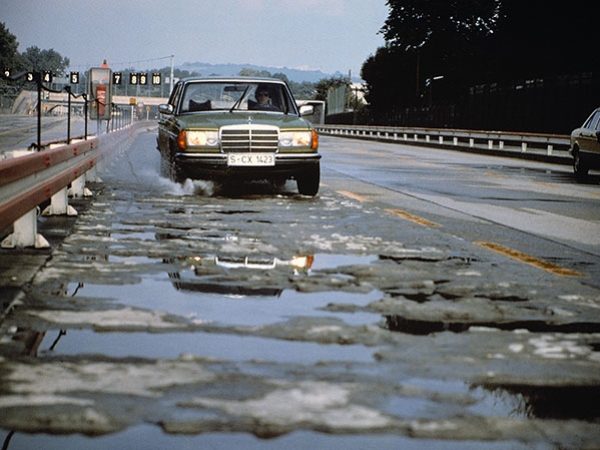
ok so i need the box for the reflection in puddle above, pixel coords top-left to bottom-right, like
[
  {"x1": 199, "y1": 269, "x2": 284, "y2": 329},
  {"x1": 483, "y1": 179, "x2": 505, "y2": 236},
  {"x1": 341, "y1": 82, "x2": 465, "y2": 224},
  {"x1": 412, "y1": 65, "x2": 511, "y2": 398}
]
[
  {"x1": 65, "y1": 276, "x2": 383, "y2": 328},
  {"x1": 477, "y1": 385, "x2": 600, "y2": 422},
  {"x1": 2, "y1": 424, "x2": 516, "y2": 450},
  {"x1": 385, "y1": 314, "x2": 600, "y2": 335},
  {"x1": 166, "y1": 254, "x2": 315, "y2": 297},
  {"x1": 36, "y1": 329, "x2": 376, "y2": 364},
  {"x1": 62, "y1": 252, "x2": 383, "y2": 328}
]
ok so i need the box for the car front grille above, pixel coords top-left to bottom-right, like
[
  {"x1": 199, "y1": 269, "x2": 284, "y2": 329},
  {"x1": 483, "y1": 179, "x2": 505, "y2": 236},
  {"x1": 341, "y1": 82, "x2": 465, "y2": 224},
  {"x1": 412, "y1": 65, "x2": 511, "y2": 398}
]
[{"x1": 220, "y1": 125, "x2": 279, "y2": 153}]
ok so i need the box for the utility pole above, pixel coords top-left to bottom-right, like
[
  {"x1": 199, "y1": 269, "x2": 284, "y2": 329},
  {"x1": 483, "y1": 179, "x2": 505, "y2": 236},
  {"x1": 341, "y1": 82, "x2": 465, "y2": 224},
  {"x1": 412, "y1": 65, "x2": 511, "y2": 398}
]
[{"x1": 170, "y1": 55, "x2": 175, "y2": 96}]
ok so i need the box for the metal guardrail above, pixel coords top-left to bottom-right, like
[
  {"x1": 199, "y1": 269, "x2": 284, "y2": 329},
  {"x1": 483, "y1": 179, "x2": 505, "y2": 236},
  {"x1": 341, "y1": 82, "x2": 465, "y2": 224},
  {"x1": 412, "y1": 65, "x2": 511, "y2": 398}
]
[
  {"x1": 0, "y1": 121, "x2": 151, "y2": 248},
  {"x1": 315, "y1": 124, "x2": 572, "y2": 164}
]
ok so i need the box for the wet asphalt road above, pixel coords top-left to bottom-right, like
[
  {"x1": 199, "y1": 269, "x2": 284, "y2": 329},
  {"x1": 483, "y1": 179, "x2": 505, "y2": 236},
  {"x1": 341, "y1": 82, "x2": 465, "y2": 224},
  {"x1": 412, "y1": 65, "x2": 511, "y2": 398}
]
[
  {"x1": 0, "y1": 115, "x2": 87, "y2": 153},
  {"x1": 1, "y1": 126, "x2": 600, "y2": 449}
]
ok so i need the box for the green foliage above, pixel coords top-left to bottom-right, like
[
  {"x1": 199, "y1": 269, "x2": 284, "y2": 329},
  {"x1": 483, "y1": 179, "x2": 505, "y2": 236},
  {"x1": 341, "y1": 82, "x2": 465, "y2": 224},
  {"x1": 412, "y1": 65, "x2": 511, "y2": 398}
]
[
  {"x1": 313, "y1": 76, "x2": 350, "y2": 102},
  {"x1": 22, "y1": 46, "x2": 70, "y2": 76},
  {"x1": 380, "y1": 0, "x2": 500, "y2": 50},
  {"x1": 0, "y1": 23, "x2": 26, "y2": 73},
  {"x1": 236, "y1": 68, "x2": 318, "y2": 100},
  {"x1": 363, "y1": 0, "x2": 600, "y2": 120}
]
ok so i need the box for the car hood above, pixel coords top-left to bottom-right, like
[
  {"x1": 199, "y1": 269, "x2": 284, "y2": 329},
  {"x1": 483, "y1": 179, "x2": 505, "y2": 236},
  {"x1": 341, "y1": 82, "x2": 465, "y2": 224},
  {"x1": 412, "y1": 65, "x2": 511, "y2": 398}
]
[{"x1": 176, "y1": 111, "x2": 312, "y2": 130}]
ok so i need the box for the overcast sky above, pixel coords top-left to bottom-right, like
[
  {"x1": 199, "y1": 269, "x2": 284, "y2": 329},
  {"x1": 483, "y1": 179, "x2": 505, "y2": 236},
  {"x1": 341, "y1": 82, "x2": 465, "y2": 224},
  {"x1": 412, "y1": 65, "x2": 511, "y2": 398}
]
[{"x1": 1, "y1": 0, "x2": 389, "y2": 78}]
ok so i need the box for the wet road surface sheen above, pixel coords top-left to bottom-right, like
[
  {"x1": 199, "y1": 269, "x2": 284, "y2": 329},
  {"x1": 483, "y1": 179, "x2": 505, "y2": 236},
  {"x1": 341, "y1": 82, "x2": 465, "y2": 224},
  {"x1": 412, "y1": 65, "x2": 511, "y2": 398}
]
[{"x1": 1, "y1": 130, "x2": 599, "y2": 449}]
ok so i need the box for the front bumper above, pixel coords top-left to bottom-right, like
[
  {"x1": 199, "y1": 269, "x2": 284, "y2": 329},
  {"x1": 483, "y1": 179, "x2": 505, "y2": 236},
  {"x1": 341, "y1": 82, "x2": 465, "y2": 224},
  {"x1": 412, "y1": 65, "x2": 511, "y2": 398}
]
[{"x1": 174, "y1": 152, "x2": 321, "y2": 180}]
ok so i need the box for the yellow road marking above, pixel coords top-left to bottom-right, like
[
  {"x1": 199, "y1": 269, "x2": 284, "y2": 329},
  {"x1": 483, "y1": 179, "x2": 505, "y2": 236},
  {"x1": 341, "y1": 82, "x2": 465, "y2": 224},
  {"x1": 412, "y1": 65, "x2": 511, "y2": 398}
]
[
  {"x1": 484, "y1": 172, "x2": 508, "y2": 178},
  {"x1": 532, "y1": 181, "x2": 557, "y2": 189},
  {"x1": 475, "y1": 242, "x2": 585, "y2": 278},
  {"x1": 386, "y1": 209, "x2": 440, "y2": 227},
  {"x1": 0, "y1": 124, "x2": 37, "y2": 136},
  {"x1": 337, "y1": 190, "x2": 372, "y2": 203}
]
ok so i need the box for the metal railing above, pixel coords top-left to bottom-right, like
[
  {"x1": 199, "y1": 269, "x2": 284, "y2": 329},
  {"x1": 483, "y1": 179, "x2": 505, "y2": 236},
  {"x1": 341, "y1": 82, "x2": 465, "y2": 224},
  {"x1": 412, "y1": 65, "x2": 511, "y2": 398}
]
[
  {"x1": 315, "y1": 124, "x2": 572, "y2": 164},
  {"x1": 1, "y1": 70, "x2": 135, "y2": 150},
  {"x1": 0, "y1": 121, "x2": 151, "y2": 248}
]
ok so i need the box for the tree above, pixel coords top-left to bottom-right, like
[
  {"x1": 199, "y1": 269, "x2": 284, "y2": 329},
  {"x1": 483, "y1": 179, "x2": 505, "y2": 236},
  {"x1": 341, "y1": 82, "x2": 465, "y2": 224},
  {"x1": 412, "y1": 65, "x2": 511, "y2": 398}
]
[
  {"x1": 313, "y1": 76, "x2": 350, "y2": 102},
  {"x1": 361, "y1": 0, "x2": 600, "y2": 130},
  {"x1": 238, "y1": 68, "x2": 273, "y2": 78},
  {"x1": 486, "y1": 0, "x2": 600, "y2": 81},
  {"x1": 22, "y1": 46, "x2": 70, "y2": 76},
  {"x1": 362, "y1": 0, "x2": 503, "y2": 119},
  {"x1": 380, "y1": 0, "x2": 501, "y2": 51},
  {"x1": 0, "y1": 22, "x2": 26, "y2": 73}
]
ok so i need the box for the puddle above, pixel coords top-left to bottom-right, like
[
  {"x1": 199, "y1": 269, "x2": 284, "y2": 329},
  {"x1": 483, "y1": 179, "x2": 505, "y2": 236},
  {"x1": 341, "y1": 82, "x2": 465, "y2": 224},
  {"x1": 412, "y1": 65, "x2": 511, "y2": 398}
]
[
  {"x1": 59, "y1": 253, "x2": 383, "y2": 328},
  {"x1": 64, "y1": 274, "x2": 383, "y2": 328},
  {"x1": 473, "y1": 384, "x2": 600, "y2": 421},
  {"x1": 36, "y1": 329, "x2": 377, "y2": 364},
  {"x1": 1, "y1": 425, "x2": 531, "y2": 450},
  {"x1": 384, "y1": 314, "x2": 600, "y2": 335},
  {"x1": 109, "y1": 232, "x2": 157, "y2": 241}
]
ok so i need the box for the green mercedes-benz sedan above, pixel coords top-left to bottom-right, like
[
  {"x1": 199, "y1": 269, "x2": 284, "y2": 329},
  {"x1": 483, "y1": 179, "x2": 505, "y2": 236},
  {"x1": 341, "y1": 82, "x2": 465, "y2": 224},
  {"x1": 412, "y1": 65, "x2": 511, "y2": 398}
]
[{"x1": 157, "y1": 77, "x2": 321, "y2": 196}]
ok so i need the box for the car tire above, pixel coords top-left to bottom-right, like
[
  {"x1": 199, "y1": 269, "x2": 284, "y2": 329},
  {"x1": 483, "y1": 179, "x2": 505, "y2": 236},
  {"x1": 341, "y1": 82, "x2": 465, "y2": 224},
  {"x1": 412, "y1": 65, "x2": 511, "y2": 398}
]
[
  {"x1": 573, "y1": 149, "x2": 589, "y2": 179},
  {"x1": 159, "y1": 153, "x2": 171, "y2": 179},
  {"x1": 160, "y1": 152, "x2": 185, "y2": 184},
  {"x1": 296, "y1": 164, "x2": 320, "y2": 196},
  {"x1": 170, "y1": 162, "x2": 185, "y2": 184}
]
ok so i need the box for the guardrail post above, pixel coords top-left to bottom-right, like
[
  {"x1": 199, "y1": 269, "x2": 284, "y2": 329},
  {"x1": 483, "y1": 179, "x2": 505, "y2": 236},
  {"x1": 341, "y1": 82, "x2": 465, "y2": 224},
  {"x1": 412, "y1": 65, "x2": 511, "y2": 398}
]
[
  {"x1": 547, "y1": 144, "x2": 553, "y2": 156},
  {"x1": 68, "y1": 174, "x2": 92, "y2": 198},
  {"x1": 86, "y1": 164, "x2": 102, "y2": 183},
  {"x1": 42, "y1": 188, "x2": 77, "y2": 217},
  {"x1": 453, "y1": 137, "x2": 458, "y2": 145},
  {"x1": 488, "y1": 140, "x2": 494, "y2": 149},
  {"x1": 439, "y1": 136, "x2": 444, "y2": 144},
  {"x1": 499, "y1": 141, "x2": 504, "y2": 150},
  {"x1": 1, "y1": 209, "x2": 49, "y2": 249},
  {"x1": 521, "y1": 142, "x2": 528, "y2": 153},
  {"x1": 469, "y1": 138, "x2": 475, "y2": 147}
]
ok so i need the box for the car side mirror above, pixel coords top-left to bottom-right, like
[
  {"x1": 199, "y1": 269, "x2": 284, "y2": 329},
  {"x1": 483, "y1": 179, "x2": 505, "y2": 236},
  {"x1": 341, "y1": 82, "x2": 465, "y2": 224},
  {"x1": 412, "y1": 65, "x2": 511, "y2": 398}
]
[
  {"x1": 158, "y1": 104, "x2": 174, "y2": 115},
  {"x1": 299, "y1": 104, "x2": 314, "y2": 116}
]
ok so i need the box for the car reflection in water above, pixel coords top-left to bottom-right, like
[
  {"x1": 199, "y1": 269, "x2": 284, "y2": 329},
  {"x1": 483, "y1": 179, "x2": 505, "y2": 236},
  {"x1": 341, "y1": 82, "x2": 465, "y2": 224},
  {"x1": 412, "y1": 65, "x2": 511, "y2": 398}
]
[{"x1": 165, "y1": 254, "x2": 314, "y2": 297}]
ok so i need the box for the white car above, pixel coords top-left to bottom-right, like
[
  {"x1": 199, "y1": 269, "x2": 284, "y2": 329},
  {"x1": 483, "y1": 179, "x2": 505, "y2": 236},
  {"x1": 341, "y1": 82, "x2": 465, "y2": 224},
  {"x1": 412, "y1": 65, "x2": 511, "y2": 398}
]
[{"x1": 569, "y1": 107, "x2": 600, "y2": 178}]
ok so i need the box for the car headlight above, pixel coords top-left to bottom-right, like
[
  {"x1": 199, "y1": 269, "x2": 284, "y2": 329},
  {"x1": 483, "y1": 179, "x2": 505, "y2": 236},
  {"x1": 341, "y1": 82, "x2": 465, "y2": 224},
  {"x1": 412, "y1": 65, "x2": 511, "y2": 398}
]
[
  {"x1": 179, "y1": 130, "x2": 219, "y2": 148},
  {"x1": 280, "y1": 131, "x2": 313, "y2": 148}
]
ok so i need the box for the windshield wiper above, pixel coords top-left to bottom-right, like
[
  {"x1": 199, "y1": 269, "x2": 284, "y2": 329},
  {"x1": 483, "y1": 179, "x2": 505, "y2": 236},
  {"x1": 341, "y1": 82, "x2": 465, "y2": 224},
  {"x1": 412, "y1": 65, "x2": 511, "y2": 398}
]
[{"x1": 229, "y1": 85, "x2": 250, "y2": 113}]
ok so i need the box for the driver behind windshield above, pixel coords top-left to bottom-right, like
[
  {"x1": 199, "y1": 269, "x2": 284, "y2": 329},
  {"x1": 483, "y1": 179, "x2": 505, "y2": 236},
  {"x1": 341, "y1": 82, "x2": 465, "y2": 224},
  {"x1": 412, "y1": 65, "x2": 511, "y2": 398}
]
[{"x1": 250, "y1": 85, "x2": 280, "y2": 111}]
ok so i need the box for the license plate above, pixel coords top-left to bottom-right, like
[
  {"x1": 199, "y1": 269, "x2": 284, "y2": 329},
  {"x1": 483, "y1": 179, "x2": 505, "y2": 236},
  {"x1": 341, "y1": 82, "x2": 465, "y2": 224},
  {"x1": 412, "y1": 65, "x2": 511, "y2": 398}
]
[{"x1": 227, "y1": 153, "x2": 275, "y2": 166}]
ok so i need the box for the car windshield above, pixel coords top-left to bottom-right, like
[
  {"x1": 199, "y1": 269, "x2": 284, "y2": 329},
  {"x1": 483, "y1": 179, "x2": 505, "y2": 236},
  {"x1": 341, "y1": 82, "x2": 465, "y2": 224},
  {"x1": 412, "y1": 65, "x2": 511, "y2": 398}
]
[{"x1": 180, "y1": 81, "x2": 296, "y2": 114}]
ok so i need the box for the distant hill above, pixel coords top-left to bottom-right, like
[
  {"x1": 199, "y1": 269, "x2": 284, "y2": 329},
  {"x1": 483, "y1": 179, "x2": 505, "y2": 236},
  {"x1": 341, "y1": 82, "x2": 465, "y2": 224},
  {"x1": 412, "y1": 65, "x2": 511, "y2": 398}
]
[{"x1": 177, "y1": 61, "x2": 349, "y2": 83}]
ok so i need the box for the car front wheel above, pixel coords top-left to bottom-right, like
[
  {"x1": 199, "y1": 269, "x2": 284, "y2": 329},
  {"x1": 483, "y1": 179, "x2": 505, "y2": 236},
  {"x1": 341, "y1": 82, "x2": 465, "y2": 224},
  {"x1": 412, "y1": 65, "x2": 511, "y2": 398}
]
[
  {"x1": 296, "y1": 164, "x2": 320, "y2": 196},
  {"x1": 573, "y1": 149, "x2": 589, "y2": 179},
  {"x1": 160, "y1": 153, "x2": 185, "y2": 183}
]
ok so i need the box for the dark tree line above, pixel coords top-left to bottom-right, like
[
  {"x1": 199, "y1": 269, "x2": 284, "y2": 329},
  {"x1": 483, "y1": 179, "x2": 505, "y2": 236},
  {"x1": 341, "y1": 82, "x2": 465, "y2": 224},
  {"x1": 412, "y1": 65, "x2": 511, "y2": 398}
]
[{"x1": 360, "y1": 0, "x2": 599, "y2": 133}]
